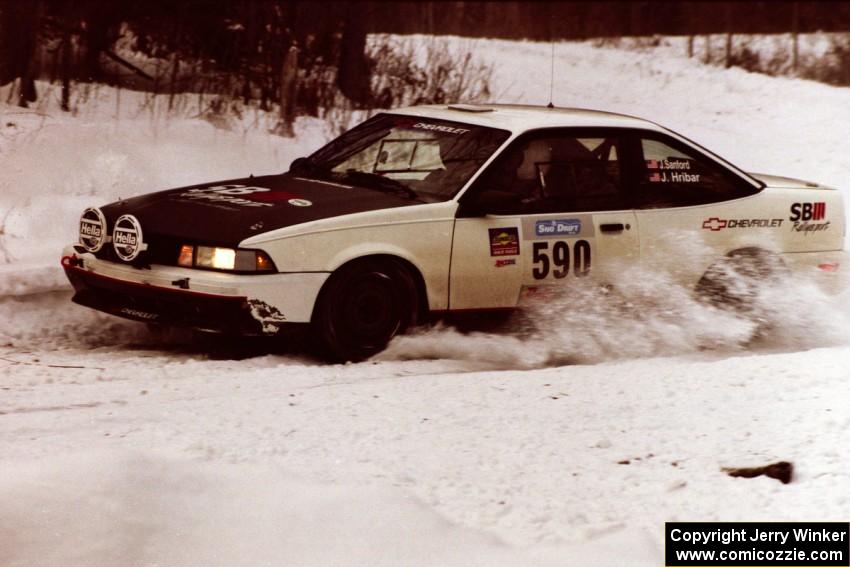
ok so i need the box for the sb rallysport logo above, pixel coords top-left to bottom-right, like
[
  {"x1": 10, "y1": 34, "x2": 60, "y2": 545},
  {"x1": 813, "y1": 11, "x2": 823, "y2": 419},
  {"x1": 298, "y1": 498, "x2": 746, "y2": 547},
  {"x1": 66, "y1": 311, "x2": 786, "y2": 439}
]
[
  {"x1": 790, "y1": 202, "x2": 826, "y2": 221},
  {"x1": 178, "y1": 185, "x2": 312, "y2": 208},
  {"x1": 702, "y1": 217, "x2": 783, "y2": 231},
  {"x1": 790, "y1": 202, "x2": 830, "y2": 235}
]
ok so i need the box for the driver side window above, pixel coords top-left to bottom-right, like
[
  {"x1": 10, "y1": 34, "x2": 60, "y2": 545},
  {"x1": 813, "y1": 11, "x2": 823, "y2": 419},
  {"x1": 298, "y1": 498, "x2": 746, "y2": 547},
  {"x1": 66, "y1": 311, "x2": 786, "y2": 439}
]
[{"x1": 470, "y1": 131, "x2": 626, "y2": 214}]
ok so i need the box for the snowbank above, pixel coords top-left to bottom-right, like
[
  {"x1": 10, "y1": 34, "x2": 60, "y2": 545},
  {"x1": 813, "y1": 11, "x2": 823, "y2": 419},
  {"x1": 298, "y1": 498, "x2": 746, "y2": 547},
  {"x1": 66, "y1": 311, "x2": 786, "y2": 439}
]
[{"x1": 0, "y1": 89, "x2": 326, "y2": 289}]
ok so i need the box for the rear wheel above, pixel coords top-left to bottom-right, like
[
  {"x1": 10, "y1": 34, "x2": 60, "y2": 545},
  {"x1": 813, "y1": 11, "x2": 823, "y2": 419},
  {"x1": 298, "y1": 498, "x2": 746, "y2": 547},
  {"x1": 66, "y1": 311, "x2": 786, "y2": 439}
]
[
  {"x1": 312, "y1": 258, "x2": 419, "y2": 362},
  {"x1": 695, "y1": 248, "x2": 785, "y2": 312}
]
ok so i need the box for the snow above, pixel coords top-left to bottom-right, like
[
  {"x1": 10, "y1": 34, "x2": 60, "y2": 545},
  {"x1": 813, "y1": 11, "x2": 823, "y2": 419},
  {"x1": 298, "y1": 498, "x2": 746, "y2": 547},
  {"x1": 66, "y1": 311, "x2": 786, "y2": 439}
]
[
  {"x1": 1, "y1": 34, "x2": 850, "y2": 565},
  {"x1": 2, "y1": 451, "x2": 660, "y2": 567}
]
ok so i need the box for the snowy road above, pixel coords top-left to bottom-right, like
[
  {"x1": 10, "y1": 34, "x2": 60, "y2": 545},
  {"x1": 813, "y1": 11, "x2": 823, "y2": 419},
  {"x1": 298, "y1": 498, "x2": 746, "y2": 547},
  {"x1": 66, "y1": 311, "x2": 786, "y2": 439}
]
[{"x1": 2, "y1": 290, "x2": 849, "y2": 565}]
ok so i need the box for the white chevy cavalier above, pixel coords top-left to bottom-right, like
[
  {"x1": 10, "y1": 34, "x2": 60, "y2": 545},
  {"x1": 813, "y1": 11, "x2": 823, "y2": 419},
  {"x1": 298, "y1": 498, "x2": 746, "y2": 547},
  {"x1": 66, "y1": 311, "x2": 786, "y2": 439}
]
[{"x1": 63, "y1": 104, "x2": 846, "y2": 360}]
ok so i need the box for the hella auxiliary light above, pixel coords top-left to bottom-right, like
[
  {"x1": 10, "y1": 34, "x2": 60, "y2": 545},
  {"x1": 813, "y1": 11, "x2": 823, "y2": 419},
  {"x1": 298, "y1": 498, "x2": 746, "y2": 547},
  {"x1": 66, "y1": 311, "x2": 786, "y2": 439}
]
[
  {"x1": 177, "y1": 244, "x2": 275, "y2": 273},
  {"x1": 78, "y1": 207, "x2": 108, "y2": 252}
]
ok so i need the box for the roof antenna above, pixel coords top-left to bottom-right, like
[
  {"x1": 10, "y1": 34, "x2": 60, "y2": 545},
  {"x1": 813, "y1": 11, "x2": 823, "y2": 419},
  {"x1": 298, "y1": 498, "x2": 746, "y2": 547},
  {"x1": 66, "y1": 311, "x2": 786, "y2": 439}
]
[{"x1": 547, "y1": 24, "x2": 555, "y2": 108}]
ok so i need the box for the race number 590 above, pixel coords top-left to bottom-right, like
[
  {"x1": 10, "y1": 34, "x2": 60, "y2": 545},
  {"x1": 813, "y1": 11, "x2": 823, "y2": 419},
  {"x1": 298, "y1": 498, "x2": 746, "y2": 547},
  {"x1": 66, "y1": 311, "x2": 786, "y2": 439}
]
[{"x1": 532, "y1": 240, "x2": 591, "y2": 279}]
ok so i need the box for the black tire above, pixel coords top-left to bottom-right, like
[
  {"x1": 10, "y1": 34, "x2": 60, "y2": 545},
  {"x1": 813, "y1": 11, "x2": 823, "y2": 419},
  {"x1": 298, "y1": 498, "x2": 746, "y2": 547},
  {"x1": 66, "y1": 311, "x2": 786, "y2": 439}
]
[
  {"x1": 694, "y1": 248, "x2": 786, "y2": 313},
  {"x1": 312, "y1": 258, "x2": 419, "y2": 362}
]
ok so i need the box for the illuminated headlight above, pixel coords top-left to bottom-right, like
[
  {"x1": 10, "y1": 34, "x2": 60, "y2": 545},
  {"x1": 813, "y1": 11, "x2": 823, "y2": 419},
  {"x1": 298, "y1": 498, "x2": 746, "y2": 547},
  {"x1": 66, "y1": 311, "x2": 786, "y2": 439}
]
[
  {"x1": 197, "y1": 246, "x2": 235, "y2": 270},
  {"x1": 177, "y1": 245, "x2": 276, "y2": 272}
]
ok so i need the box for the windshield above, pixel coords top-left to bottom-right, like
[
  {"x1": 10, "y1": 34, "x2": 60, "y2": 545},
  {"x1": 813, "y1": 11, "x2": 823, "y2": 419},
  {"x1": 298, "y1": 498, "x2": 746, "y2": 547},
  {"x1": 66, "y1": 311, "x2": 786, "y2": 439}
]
[{"x1": 298, "y1": 113, "x2": 511, "y2": 200}]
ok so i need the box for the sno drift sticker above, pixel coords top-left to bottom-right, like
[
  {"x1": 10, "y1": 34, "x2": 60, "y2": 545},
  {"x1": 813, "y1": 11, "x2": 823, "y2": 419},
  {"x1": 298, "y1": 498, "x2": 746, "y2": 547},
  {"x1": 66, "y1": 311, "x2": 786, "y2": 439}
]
[
  {"x1": 489, "y1": 227, "x2": 520, "y2": 256},
  {"x1": 535, "y1": 219, "x2": 581, "y2": 238},
  {"x1": 521, "y1": 215, "x2": 594, "y2": 239}
]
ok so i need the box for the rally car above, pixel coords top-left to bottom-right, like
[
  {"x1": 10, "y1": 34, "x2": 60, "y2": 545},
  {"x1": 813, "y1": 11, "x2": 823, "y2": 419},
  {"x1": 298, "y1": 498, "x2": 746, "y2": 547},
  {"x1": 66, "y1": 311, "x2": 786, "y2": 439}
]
[{"x1": 62, "y1": 103, "x2": 846, "y2": 360}]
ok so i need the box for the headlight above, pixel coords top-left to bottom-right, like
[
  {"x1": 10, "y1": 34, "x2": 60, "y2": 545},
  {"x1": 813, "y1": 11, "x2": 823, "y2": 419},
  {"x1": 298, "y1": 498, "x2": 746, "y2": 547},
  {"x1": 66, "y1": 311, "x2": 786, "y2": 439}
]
[
  {"x1": 177, "y1": 245, "x2": 276, "y2": 273},
  {"x1": 197, "y1": 246, "x2": 235, "y2": 270}
]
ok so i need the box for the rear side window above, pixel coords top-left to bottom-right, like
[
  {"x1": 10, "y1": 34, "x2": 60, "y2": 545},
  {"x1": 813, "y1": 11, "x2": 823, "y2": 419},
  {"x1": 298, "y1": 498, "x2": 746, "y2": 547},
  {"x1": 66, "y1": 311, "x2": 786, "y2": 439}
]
[
  {"x1": 471, "y1": 131, "x2": 627, "y2": 213},
  {"x1": 635, "y1": 136, "x2": 758, "y2": 208}
]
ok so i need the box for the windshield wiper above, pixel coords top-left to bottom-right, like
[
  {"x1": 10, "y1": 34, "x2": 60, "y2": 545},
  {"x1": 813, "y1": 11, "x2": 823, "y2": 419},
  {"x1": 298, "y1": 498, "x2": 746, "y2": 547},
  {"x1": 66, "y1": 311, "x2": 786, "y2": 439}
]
[{"x1": 341, "y1": 170, "x2": 420, "y2": 200}]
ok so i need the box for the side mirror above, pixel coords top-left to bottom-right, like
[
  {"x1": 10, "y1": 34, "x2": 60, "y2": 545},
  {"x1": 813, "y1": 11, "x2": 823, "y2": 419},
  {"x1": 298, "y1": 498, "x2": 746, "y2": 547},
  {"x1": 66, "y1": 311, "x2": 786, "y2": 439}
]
[
  {"x1": 289, "y1": 156, "x2": 308, "y2": 173},
  {"x1": 458, "y1": 189, "x2": 520, "y2": 217}
]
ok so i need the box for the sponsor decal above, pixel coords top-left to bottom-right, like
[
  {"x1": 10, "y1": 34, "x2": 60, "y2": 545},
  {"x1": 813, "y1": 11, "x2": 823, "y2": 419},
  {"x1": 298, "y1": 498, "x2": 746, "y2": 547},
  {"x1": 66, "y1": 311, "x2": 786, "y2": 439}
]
[
  {"x1": 287, "y1": 198, "x2": 312, "y2": 207},
  {"x1": 79, "y1": 207, "x2": 108, "y2": 252},
  {"x1": 535, "y1": 218, "x2": 581, "y2": 238},
  {"x1": 521, "y1": 214, "x2": 594, "y2": 239},
  {"x1": 648, "y1": 171, "x2": 701, "y2": 183},
  {"x1": 532, "y1": 240, "x2": 591, "y2": 279},
  {"x1": 702, "y1": 217, "x2": 727, "y2": 231},
  {"x1": 489, "y1": 227, "x2": 520, "y2": 256},
  {"x1": 118, "y1": 307, "x2": 159, "y2": 321},
  {"x1": 792, "y1": 220, "x2": 831, "y2": 235},
  {"x1": 670, "y1": 172, "x2": 700, "y2": 182},
  {"x1": 177, "y1": 185, "x2": 302, "y2": 208},
  {"x1": 790, "y1": 203, "x2": 829, "y2": 235},
  {"x1": 495, "y1": 258, "x2": 516, "y2": 267},
  {"x1": 790, "y1": 202, "x2": 826, "y2": 221},
  {"x1": 411, "y1": 122, "x2": 469, "y2": 135},
  {"x1": 646, "y1": 159, "x2": 699, "y2": 183},
  {"x1": 112, "y1": 214, "x2": 147, "y2": 261},
  {"x1": 702, "y1": 217, "x2": 783, "y2": 231},
  {"x1": 519, "y1": 285, "x2": 561, "y2": 303},
  {"x1": 647, "y1": 158, "x2": 692, "y2": 170}
]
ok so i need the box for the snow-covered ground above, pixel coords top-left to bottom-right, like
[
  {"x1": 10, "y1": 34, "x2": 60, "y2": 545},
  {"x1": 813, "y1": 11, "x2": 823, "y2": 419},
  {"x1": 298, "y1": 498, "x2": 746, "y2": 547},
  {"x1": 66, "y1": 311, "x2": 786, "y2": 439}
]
[{"x1": 1, "y1": 35, "x2": 850, "y2": 566}]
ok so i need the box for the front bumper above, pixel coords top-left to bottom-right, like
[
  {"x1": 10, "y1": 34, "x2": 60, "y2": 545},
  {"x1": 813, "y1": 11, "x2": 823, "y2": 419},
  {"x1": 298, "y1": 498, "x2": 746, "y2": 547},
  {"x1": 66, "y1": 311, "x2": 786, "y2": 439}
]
[{"x1": 62, "y1": 245, "x2": 329, "y2": 333}]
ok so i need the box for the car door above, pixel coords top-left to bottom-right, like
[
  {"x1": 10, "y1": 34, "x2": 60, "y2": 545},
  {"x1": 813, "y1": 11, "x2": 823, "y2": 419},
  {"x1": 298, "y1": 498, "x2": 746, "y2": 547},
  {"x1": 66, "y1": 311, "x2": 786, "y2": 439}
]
[
  {"x1": 629, "y1": 132, "x2": 764, "y2": 286},
  {"x1": 448, "y1": 129, "x2": 639, "y2": 310}
]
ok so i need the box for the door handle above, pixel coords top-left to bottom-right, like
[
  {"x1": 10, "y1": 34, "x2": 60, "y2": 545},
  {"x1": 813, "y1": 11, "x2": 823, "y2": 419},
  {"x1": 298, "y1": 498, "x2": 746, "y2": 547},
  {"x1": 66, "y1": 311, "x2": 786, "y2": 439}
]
[{"x1": 600, "y1": 223, "x2": 626, "y2": 233}]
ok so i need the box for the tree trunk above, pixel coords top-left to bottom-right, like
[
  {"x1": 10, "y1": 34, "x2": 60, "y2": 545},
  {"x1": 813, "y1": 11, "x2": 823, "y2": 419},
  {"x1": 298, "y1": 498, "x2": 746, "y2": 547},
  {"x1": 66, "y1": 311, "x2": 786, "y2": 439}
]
[
  {"x1": 168, "y1": 52, "x2": 179, "y2": 111},
  {"x1": 277, "y1": 44, "x2": 299, "y2": 136},
  {"x1": 337, "y1": 3, "x2": 372, "y2": 107},
  {"x1": 61, "y1": 35, "x2": 71, "y2": 112},
  {"x1": 791, "y1": 1, "x2": 800, "y2": 73},
  {"x1": 0, "y1": 0, "x2": 40, "y2": 106}
]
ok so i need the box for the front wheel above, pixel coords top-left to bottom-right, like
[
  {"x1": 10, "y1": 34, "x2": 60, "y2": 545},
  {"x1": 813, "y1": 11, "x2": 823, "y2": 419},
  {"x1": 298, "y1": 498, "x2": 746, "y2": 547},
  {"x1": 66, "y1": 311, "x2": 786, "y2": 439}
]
[{"x1": 312, "y1": 259, "x2": 419, "y2": 362}]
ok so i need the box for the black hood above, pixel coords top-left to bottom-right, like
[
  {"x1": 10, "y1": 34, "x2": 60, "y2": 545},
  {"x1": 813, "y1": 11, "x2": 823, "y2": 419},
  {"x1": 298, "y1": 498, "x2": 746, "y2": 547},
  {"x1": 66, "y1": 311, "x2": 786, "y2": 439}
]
[{"x1": 100, "y1": 173, "x2": 419, "y2": 247}]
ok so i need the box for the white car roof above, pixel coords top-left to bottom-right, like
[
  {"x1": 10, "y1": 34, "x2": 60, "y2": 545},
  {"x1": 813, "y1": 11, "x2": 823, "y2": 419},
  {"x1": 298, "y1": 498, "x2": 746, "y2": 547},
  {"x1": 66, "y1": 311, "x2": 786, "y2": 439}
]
[
  {"x1": 390, "y1": 103, "x2": 667, "y2": 134},
  {"x1": 390, "y1": 103, "x2": 762, "y2": 190}
]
